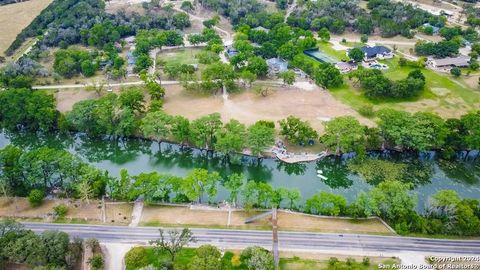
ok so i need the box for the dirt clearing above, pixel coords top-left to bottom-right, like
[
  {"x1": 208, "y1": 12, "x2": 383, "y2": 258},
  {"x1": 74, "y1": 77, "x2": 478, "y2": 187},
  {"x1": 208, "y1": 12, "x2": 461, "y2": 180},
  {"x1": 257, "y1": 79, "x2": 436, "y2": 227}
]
[
  {"x1": 0, "y1": 0, "x2": 53, "y2": 56},
  {"x1": 140, "y1": 205, "x2": 393, "y2": 235},
  {"x1": 163, "y1": 84, "x2": 372, "y2": 132}
]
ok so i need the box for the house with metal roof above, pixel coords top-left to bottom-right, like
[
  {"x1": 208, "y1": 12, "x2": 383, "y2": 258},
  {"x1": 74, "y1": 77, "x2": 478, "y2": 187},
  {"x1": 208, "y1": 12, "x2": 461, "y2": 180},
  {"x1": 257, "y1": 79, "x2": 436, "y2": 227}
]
[
  {"x1": 427, "y1": 56, "x2": 470, "y2": 70},
  {"x1": 266, "y1": 58, "x2": 288, "y2": 75}
]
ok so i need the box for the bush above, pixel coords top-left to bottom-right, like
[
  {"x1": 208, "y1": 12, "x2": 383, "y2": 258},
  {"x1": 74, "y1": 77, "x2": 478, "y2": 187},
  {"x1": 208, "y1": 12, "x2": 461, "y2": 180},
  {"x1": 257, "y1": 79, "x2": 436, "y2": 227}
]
[
  {"x1": 358, "y1": 105, "x2": 375, "y2": 118},
  {"x1": 88, "y1": 255, "x2": 104, "y2": 270},
  {"x1": 360, "y1": 35, "x2": 368, "y2": 43},
  {"x1": 53, "y1": 204, "x2": 69, "y2": 218},
  {"x1": 125, "y1": 247, "x2": 150, "y2": 269},
  {"x1": 450, "y1": 67, "x2": 461, "y2": 77},
  {"x1": 28, "y1": 189, "x2": 45, "y2": 207}
]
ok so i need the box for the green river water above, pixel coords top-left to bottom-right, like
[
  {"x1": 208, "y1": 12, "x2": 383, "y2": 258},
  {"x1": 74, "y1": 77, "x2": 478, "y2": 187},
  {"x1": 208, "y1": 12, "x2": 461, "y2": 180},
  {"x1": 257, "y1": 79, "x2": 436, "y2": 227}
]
[{"x1": 1, "y1": 130, "x2": 479, "y2": 211}]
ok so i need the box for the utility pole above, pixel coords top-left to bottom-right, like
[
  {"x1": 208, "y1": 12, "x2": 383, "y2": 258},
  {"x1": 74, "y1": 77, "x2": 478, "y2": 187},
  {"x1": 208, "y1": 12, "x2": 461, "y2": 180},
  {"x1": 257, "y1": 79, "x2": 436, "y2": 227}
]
[{"x1": 272, "y1": 207, "x2": 279, "y2": 269}]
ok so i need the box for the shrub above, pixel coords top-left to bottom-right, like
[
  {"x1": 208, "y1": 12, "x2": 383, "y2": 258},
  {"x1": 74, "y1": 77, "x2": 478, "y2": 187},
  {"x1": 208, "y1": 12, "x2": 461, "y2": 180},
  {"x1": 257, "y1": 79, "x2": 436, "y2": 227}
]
[
  {"x1": 360, "y1": 34, "x2": 368, "y2": 43},
  {"x1": 450, "y1": 67, "x2": 461, "y2": 77},
  {"x1": 125, "y1": 247, "x2": 150, "y2": 269},
  {"x1": 358, "y1": 105, "x2": 375, "y2": 118},
  {"x1": 53, "y1": 204, "x2": 69, "y2": 218},
  {"x1": 28, "y1": 189, "x2": 45, "y2": 207},
  {"x1": 88, "y1": 255, "x2": 104, "y2": 270},
  {"x1": 231, "y1": 254, "x2": 241, "y2": 267}
]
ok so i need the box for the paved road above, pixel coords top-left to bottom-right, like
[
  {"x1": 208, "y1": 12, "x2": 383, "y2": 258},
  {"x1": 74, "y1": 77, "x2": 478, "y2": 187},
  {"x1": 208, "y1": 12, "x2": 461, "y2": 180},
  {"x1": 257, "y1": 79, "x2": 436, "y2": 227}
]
[{"x1": 23, "y1": 223, "x2": 480, "y2": 255}]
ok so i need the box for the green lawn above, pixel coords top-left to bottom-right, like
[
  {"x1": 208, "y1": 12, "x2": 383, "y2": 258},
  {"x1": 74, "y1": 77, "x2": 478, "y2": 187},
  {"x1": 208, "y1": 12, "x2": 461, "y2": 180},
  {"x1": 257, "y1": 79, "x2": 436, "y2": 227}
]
[
  {"x1": 317, "y1": 41, "x2": 349, "y2": 60},
  {"x1": 280, "y1": 257, "x2": 399, "y2": 270},
  {"x1": 329, "y1": 57, "x2": 480, "y2": 115},
  {"x1": 157, "y1": 48, "x2": 203, "y2": 66}
]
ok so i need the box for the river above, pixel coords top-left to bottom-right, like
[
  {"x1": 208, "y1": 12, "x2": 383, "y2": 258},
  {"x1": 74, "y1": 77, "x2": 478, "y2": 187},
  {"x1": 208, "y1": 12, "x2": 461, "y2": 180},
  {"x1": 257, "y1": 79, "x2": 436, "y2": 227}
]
[{"x1": 1, "y1": 130, "x2": 479, "y2": 211}]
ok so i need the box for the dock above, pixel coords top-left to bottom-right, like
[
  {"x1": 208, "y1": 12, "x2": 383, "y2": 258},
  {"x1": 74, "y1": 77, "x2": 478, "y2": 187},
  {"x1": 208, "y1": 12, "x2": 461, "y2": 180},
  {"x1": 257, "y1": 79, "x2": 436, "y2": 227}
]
[{"x1": 271, "y1": 146, "x2": 329, "y2": 164}]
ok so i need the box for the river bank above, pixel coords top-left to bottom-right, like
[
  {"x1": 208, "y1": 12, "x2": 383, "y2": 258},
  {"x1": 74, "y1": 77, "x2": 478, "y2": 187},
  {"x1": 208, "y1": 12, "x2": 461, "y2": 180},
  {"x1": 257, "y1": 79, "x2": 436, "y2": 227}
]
[{"x1": 1, "y1": 130, "x2": 479, "y2": 212}]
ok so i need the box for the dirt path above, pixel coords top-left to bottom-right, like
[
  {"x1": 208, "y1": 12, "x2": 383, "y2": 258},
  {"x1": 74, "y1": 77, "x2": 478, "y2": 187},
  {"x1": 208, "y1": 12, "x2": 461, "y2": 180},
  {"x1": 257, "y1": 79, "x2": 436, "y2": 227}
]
[
  {"x1": 101, "y1": 243, "x2": 134, "y2": 270},
  {"x1": 129, "y1": 200, "x2": 144, "y2": 227}
]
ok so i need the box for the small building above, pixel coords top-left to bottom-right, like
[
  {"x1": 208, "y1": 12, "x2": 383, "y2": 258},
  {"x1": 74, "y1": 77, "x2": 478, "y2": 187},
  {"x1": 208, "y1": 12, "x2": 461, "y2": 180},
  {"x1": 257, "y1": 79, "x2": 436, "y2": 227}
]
[
  {"x1": 127, "y1": 52, "x2": 136, "y2": 65},
  {"x1": 266, "y1": 58, "x2": 288, "y2": 74},
  {"x1": 427, "y1": 56, "x2": 470, "y2": 69},
  {"x1": 335, "y1": 61, "x2": 357, "y2": 73},
  {"x1": 253, "y1": 26, "x2": 270, "y2": 33},
  {"x1": 359, "y1": 46, "x2": 393, "y2": 61},
  {"x1": 125, "y1": 36, "x2": 136, "y2": 45},
  {"x1": 226, "y1": 46, "x2": 238, "y2": 58},
  {"x1": 422, "y1": 23, "x2": 440, "y2": 34}
]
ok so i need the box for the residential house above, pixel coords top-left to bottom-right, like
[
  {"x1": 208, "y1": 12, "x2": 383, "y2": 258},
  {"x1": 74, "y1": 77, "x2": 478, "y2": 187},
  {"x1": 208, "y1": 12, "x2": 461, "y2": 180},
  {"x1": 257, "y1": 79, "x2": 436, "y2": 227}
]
[
  {"x1": 359, "y1": 46, "x2": 393, "y2": 61},
  {"x1": 266, "y1": 58, "x2": 288, "y2": 75},
  {"x1": 427, "y1": 56, "x2": 470, "y2": 70},
  {"x1": 335, "y1": 61, "x2": 357, "y2": 73}
]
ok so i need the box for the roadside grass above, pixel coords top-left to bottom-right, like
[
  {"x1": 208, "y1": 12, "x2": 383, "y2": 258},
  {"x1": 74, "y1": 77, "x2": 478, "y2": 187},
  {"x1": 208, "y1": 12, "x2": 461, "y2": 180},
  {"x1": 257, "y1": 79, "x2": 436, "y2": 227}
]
[
  {"x1": 279, "y1": 257, "x2": 399, "y2": 270},
  {"x1": 126, "y1": 246, "x2": 400, "y2": 270},
  {"x1": 139, "y1": 205, "x2": 394, "y2": 235}
]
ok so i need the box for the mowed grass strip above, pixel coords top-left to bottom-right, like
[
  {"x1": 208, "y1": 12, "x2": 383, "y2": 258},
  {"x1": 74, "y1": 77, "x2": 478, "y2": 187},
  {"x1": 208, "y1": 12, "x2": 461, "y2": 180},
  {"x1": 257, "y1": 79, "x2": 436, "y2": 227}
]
[
  {"x1": 0, "y1": 0, "x2": 53, "y2": 56},
  {"x1": 139, "y1": 205, "x2": 394, "y2": 235}
]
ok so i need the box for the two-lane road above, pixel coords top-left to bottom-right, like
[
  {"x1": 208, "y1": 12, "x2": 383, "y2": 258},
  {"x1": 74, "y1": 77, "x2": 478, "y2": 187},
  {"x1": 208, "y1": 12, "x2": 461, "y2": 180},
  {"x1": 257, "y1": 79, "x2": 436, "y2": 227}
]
[{"x1": 22, "y1": 223, "x2": 480, "y2": 255}]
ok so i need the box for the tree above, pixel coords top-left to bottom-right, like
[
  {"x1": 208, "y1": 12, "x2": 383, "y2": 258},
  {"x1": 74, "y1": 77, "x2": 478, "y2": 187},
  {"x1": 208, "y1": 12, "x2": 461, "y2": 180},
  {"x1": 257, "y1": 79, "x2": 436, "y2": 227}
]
[
  {"x1": 360, "y1": 34, "x2": 368, "y2": 43},
  {"x1": 241, "y1": 246, "x2": 274, "y2": 270},
  {"x1": 239, "y1": 70, "x2": 257, "y2": 88},
  {"x1": 41, "y1": 230, "x2": 69, "y2": 267},
  {"x1": 224, "y1": 173, "x2": 245, "y2": 205},
  {"x1": 369, "y1": 180, "x2": 416, "y2": 223},
  {"x1": 314, "y1": 64, "x2": 343, "y2": 88},
  {"x1": 171, "y1": 115, "x2": 191, "y2": 145},
  {"x1": 53, "y1": 204, "x2": 68, "y2": 219},
  {"x1": 76, "y1": 180, "x2": 93, "y2": 204},
  {"x1": 189, "y1": 245, "x2": 222, "y2": 270},
  {"x1": 247, "y1": 122, "x2": 276, "y2": 157},
  {"x1": 285, "y1": 188, "x2": 301, "y2": 209},
  {"x1": 246, "y1": 56, "x2": 268, "y2": 77},
  {"x1": 119, "y1": 87, "x2": 145, "y2": 113},
  {"x1": 321, "y1": 116, "x2": 365, "y2": 155},
  {"x1": 305, "y1": 192, "x2": 347, "y2": 216},
  {"x1": 278, "y1": 70, "x2": 296, "y2": 85},
  {"x1": 202, "y1": 62, "x2": 238, "y2": 92},
  {"x1": 214, "y1": 119, "x2": 247, "y2": 158},
  {"x1": 141, "y1": 111, "x2": 173, "y2": 147},
  {"x1": 277, "y1": 42, "x2": 298, "y2": 61},
  {"x1": 190, "y1": 113, "x2": 222, "y2": 150},
  {"x1": 348, "y1": 48, "x2": 365, "y2": 63},
  {"x1": 279, "y1": 116, "x2": 318, "y2": 145},
  {"x1": 27, "y1": 189, "x2": 45, "y2": 207},
  {"x1": 318, "y1": 28, "x2": 331, "y2": 42},
  {"x1": 181, "y1": 169, "x2": 221, "y2": 203},
  {"x1": 150, "y1": 228, "x2": 195, "y2": 262},
  {"x1": 450, "y1": 67, "x2": 461, "y2": 77}
]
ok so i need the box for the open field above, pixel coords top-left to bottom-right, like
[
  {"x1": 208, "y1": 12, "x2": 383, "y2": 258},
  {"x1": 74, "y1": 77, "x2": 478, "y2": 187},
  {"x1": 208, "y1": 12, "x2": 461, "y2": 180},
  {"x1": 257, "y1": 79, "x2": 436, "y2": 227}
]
[
  {"x1": 0, "y1": 197, "x2": 132, "y2": 225},
  {"x1": 0, "y1": 0, "x2": 53, "y2": 56},
  {"x1": 139, "y1": 205, "x2": 394, "y2": 234},
  {"x1": 163, "y1": 84, "x2": 373, "y2": 132}
]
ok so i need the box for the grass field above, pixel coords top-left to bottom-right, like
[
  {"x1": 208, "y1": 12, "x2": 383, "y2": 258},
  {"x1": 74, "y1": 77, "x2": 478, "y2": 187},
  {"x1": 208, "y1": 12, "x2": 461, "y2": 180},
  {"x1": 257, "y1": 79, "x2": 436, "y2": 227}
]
[
  {"x1": 330, "y1": 57, "x2": 480, "y2": 118},
  {"x1": 0, "y1": 0, "x2": 53, "y2": 56},
  {"x1": 0, "y1": 197, "x2": 132, "y2": 225},
  {"x1": 140, "y1": 205, "x2": 393, "y2": 234}
]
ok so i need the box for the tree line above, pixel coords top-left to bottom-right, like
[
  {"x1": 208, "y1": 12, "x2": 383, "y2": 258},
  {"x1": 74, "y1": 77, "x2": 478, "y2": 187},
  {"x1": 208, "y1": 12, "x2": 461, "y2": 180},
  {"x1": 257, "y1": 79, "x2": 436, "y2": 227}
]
[
  {"x1": 0, "y1": 220, "x2": 84, "y2": 269},
  {"x1": 2, "y1": 88, "x2": 480, "y2": 158}
]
